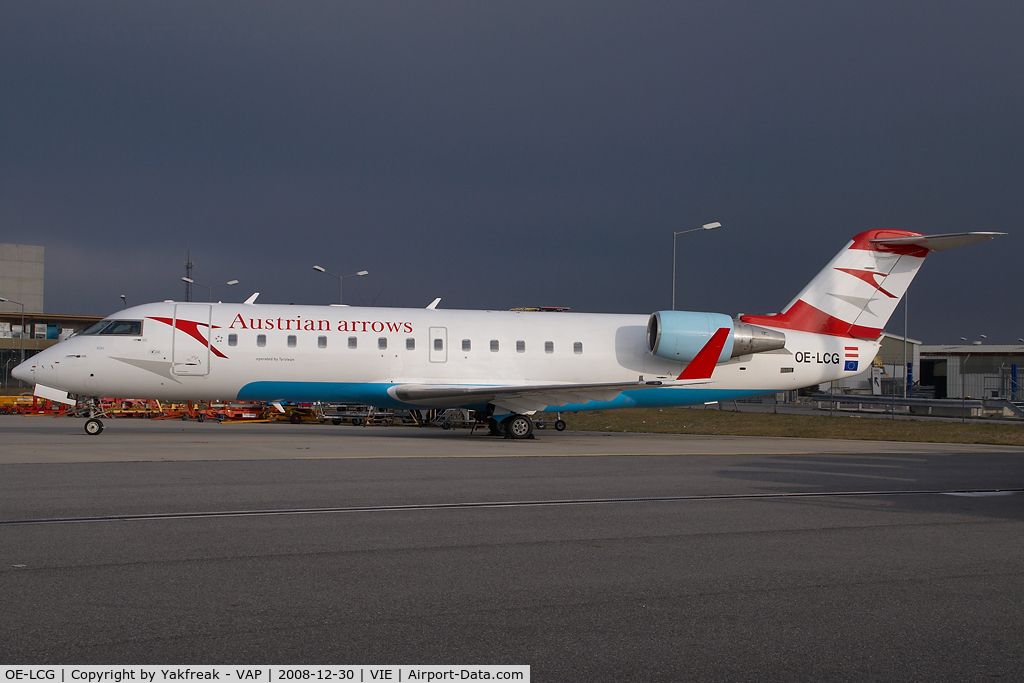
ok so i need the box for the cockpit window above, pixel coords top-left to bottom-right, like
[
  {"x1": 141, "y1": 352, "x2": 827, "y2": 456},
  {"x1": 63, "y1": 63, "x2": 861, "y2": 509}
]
[
  {"x1": 81, "y1": 320, "x2": 143, "y2": 336},
  {"x1": 80, "y1": 321, "x2": 109, "y2": 335}
]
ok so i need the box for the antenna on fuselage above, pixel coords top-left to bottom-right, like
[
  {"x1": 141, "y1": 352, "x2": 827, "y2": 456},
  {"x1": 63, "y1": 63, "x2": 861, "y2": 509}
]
[
  {"x1": 243, "y1": 292, "x2": 259, "y2": 305},
  {"x1": 426, "y1": 298, "x2": 441, "y2": 309}
]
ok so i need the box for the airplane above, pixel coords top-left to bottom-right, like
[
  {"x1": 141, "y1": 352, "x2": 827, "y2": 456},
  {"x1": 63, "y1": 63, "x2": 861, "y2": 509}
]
[{"x1": 13, "y1": 229, "x2": 1002, "y2": 437}]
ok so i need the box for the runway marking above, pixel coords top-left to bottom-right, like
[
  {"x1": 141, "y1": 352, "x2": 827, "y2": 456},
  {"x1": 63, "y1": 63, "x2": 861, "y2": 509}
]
[
  {"x1": 2, "y1": 488, "x2": 1020, "y2": 527},
  {"x1": 731, "y1": 468, "x2": 918, "y2": 482},
  {"x1": 943, "y1": 491, "x2": 1017, "y2": 497},
  {"x1": 297, "y1": 451, "x2": 936, "y2": 460}
]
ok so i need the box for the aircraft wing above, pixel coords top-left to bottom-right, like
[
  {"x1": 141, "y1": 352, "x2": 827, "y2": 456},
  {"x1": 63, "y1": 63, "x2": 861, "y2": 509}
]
[
  {"x1": 391, "y1": 323, "x2": 733, "y2": 414},
  {"x1": 389, "y1": 378, "x2": 709, "y2": 414}
]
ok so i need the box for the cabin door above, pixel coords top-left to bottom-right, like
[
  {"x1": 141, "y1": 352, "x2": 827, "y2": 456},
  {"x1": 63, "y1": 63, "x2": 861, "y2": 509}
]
[
  {"x1": 171, "y1": 304, "x2": 212, "y2": 376},
  {"x1": 429, "y1": 327, "x2": 448, "y2": 363}
]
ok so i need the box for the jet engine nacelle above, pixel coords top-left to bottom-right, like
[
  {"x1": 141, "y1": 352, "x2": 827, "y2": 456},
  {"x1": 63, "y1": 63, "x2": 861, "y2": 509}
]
[{"x1": 647, "y1": 311, "x2": 787, "y2": 363}]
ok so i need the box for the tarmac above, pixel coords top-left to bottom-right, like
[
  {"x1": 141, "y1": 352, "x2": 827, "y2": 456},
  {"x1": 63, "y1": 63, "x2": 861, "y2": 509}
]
[{"x1": 2, "y1": 415, "x2": 1023, "y2": 680}]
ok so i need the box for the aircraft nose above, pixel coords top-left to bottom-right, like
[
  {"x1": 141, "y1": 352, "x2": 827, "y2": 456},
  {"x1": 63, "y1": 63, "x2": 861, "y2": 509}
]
[{"x1": 11, "y1": 358, "x2": 34, "y2": 384}]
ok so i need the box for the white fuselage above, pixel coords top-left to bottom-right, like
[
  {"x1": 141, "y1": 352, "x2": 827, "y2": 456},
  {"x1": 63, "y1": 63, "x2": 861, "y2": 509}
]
[{"x1": 15, "y1": 301, "x2": 873, "y2": 411}]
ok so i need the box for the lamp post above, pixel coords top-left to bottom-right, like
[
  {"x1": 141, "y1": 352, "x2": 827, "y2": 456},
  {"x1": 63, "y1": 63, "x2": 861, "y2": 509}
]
[
  {"x1": 962, "y1": 351, "x2": 972, "y2": 424},
  {"x1": 313, "y1": 266, "x2": 368, "y2": 305},
  {"x1": 3, "y1": 357, "x2": 15, "y2": 389},
  {"x1": 181, "y1": 278, "x2": 239, "y2": 302},
  {"x1": 0, "y1": 297, "x2": 25, "y2": 366},
  {"x1": 672, "y1": 222, "x2": 721, "y2": 310},
  {"x1": 903, "y1": 289, "x2": 908, "y2": 398},
  {"x1": 958, "y1": 335, "x2": 987, "y2": 423}
]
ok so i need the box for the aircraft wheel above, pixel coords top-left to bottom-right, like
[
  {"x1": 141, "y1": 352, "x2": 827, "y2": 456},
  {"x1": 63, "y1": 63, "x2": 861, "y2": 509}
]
[
  {"x1": 332, "y1": 417, "x2": 342, "y2": 425},
  {"x1": 504, "y1": 414, "x2": 533, "y2": 440},
  {"x1": 289, "y1": 412, "x2": 302, "y2": 425},
  {"x1": 84, "y1": 418, "x2": 104, "y2": 435},
  {"x1": 554, "y1": 419, "x2": 566, "y2": 431},
  {"x1": 487, "y1": 418, "x2": 505, "y2": 437}
]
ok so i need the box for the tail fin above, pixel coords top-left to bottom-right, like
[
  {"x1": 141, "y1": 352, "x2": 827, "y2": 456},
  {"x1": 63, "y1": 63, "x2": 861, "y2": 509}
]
[{"x1": 741, "y1": 230, "x2": 1002, "y2": 339}]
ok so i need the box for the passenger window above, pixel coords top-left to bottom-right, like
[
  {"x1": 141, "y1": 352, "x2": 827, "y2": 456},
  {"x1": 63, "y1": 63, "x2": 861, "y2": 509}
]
[
  {"x1": 348, "y1": 336, "x2": 357, "y2": 349},
  {"x1": 287, "y1": 335, "x2": 297, "y2": 348},
  {"x1": 462, "y1": 339, "x2": 471, "y2": 352},
  {"x1": 516, "y1": 340, "x2": 525, "y2": 353},
  {"x1": 379, "y1": 337, "x2": 387, "y2": 350},
  {"x1": 490, "y1": 339, "x2": 499, "y2": 352},
  {"x1": 228, "y1": 334, "x2": 238, "y2": 347},
  {"x1": 434, "y1": 338, "x2": 444, "y2": 351},
  {"x1": 545, "y1": 341, "x2": 554, "y2": 354},
  {"x1": 318, "y1": 336, "x2": 327, "y2": 349},
  {"x1": 257, "y1": 334, "x2": 266, "y2": 347},
  {"x1": 574, "y1": 342, "x2": 583, "y2": 354},
  {"x1": 406, "y1": 338, "x2": 415, "y2": 350}
]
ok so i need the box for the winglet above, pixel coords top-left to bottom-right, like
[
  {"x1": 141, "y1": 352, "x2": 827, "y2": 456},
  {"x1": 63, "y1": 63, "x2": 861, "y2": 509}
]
[{"x1": 677, "y1": 327, "x2": 731, "y2": 380}]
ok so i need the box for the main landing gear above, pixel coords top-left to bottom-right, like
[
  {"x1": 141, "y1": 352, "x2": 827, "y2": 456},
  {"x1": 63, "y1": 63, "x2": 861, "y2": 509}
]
[{"x1": 487, "y1": 414, "x2": 535, "y2": 439}]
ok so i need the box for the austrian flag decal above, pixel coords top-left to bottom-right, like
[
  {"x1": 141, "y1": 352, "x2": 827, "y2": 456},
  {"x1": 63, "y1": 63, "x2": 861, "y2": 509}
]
[{"x1": 844, "y1": 346, "x2": 859, "y2": 372}]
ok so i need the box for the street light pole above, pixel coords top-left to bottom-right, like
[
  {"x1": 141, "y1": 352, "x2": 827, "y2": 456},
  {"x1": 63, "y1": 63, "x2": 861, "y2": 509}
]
[
  {"x1": 181, "y1": 278, "x2": 239, "y2": 302},
  {"x1": 962, "y1": 351, "x2": 971, "y2": 424},
  {"x1": 903, "y1": 289, "x2": 908, "y2": 399},
  {"x1": 313, "y1": 266, "x2": 369, "y2": 305},
  {"x1": 672, "y1": 222, "x2": 721, "y2": 310}
]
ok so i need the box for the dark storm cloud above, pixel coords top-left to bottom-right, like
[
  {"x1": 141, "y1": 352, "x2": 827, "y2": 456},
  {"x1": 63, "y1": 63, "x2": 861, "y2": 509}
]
[{"x1": 2, "y1": 1, "x2": 1021, "y2": 342}]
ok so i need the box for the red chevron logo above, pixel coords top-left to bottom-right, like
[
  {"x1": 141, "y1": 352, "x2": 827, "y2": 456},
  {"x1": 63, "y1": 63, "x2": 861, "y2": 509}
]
[
  {"x1": 834, "y1": 268, "x2": 897, "y2": 298},
  {"x1": 148, "y1": 317, "x2": 228, "y2": 358}
]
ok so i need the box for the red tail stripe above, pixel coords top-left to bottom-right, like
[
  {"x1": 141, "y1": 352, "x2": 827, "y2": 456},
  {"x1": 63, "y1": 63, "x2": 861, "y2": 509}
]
[{"x1": 741, "y1": 300, "x2": 882, "y2": 339}]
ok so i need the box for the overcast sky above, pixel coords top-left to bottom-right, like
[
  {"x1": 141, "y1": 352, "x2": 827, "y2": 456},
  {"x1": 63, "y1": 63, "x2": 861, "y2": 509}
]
[{"x1": 2, "y1": 1, "x2": 1021, "y2": 343}]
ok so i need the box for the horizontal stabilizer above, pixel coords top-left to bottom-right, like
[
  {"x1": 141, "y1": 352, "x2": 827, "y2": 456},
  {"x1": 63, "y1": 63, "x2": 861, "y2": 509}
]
[{"x1": 869, "y1": 232, "x2": 1005, "y2": 252}]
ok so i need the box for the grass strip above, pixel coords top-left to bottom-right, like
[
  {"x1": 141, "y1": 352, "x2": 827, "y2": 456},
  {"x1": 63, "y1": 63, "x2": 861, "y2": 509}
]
[{"x1": 563, "y1": 407, "x2": 1024, "y2": 446}]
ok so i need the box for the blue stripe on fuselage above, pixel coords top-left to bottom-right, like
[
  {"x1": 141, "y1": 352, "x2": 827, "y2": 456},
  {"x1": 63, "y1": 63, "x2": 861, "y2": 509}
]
[{"x1": 236, "y1": 381, "x2": 774, "y2": 411}]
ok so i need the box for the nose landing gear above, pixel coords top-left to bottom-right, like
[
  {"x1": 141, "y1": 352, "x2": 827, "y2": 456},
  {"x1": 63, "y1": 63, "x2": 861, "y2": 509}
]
[{"x1": 80, "y1": 397, "x2": 105, "y2": 435}]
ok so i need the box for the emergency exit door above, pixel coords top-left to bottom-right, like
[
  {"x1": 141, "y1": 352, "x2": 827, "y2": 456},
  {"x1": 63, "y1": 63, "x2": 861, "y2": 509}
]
[{"x1": 429, "y1": 327, "x2": 447, "y2": 363}]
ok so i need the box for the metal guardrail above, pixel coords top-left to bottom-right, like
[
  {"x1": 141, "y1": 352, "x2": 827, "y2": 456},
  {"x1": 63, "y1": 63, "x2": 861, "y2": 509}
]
[{"x1": 811, "y1": 394, "x2": 1024, "y2": 419}]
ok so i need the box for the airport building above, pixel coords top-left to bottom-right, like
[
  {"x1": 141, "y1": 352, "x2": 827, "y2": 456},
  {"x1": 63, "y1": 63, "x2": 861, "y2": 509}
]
[
  {"x1": 1, "y1": 244, "x2": 102, "y2": 389},
  {"x1": 1, "y1": 243, "x2": 44, "y2": 314},
  {"x1": 920, "y1": 343, "x2": 1024, "y2": 401},
  {"x1": 823, "y1": 333, "x2": 1024, "y2": 403}
]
